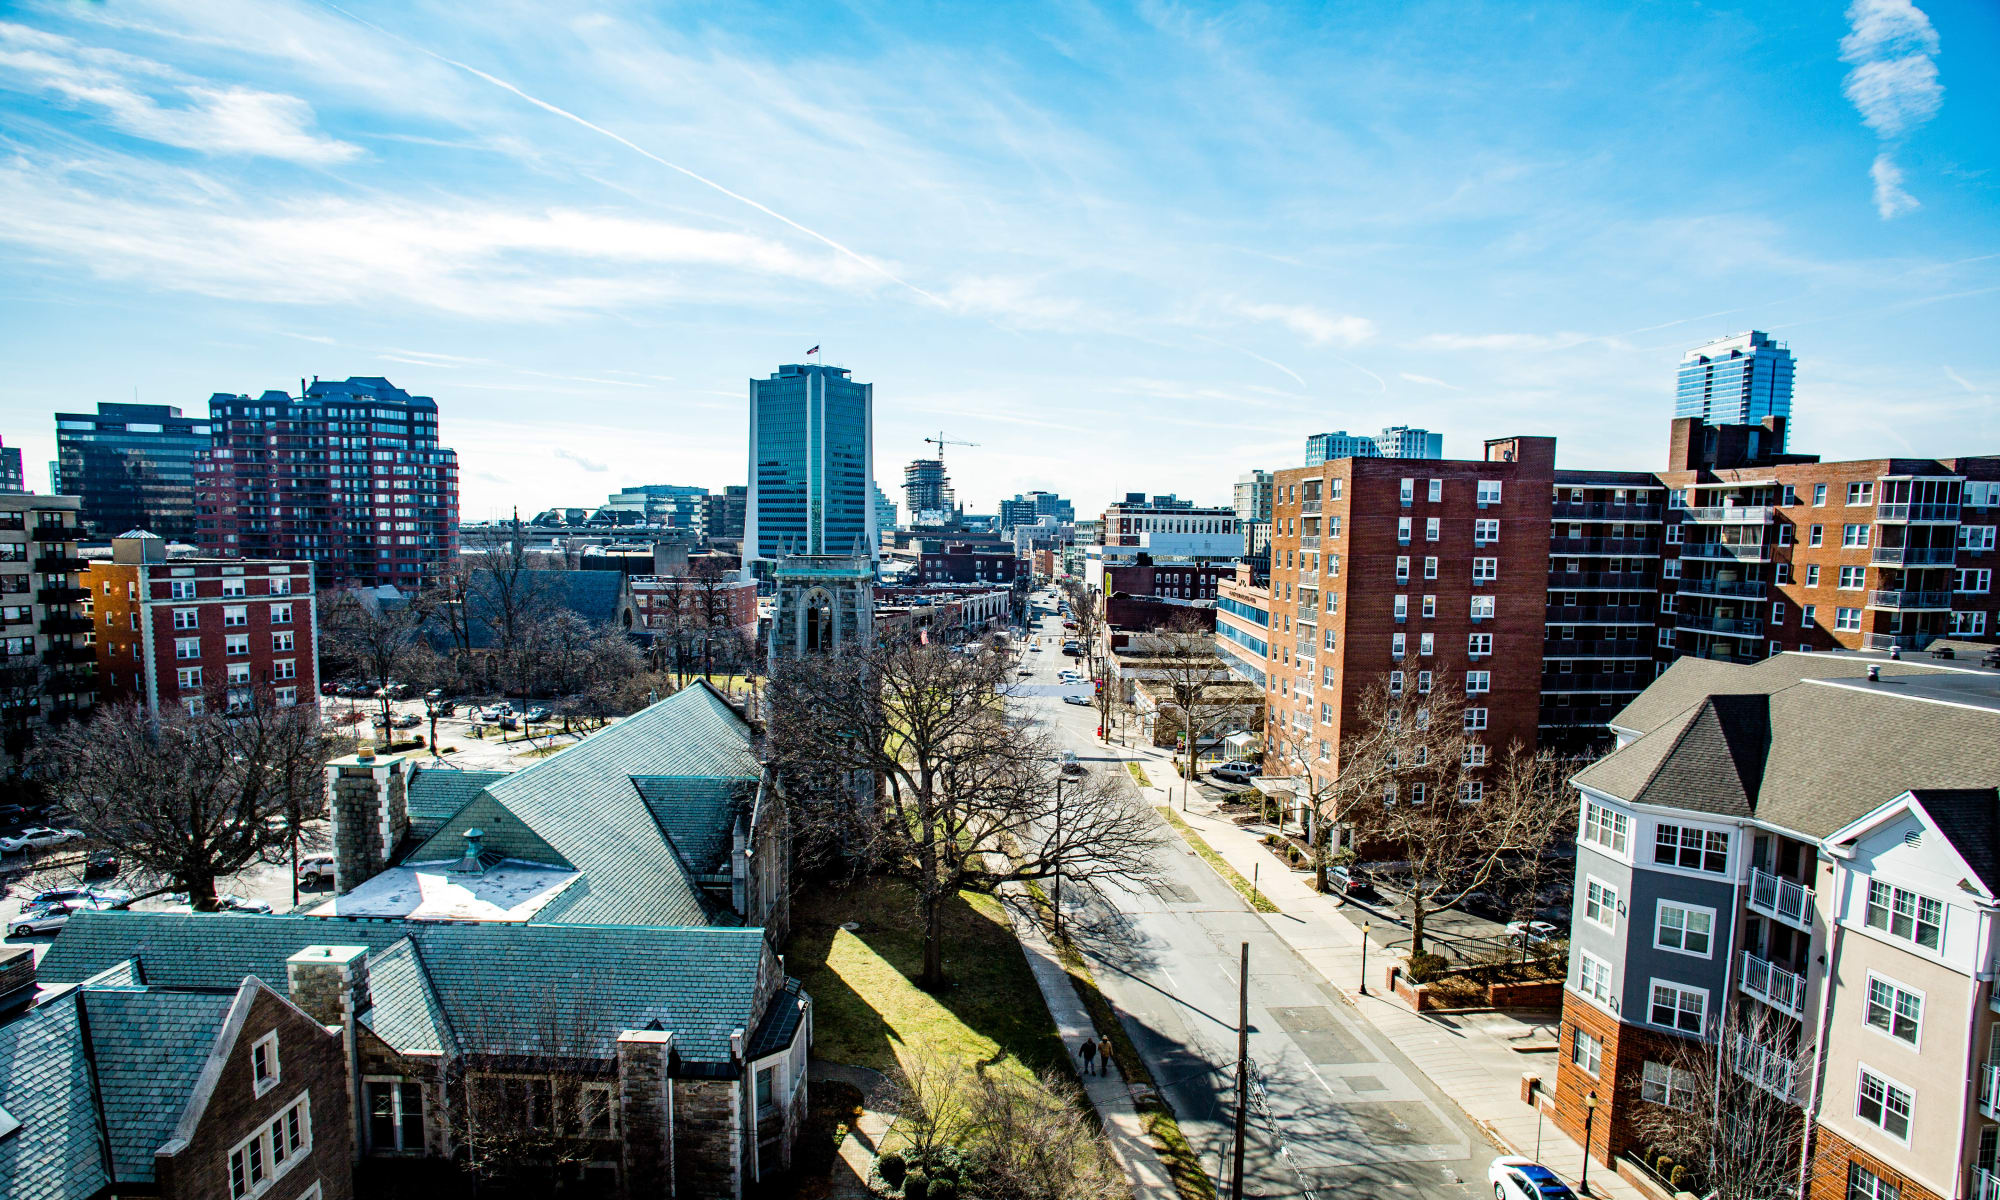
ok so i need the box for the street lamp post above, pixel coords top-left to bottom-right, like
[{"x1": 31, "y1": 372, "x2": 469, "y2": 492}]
[
  {"x1": 1580, "y1": 1091, "x2": 1597, "y2": 1196},
  {"x1": 1052, "y1": 775, "x2": 1065, "y2": 942},
  {"x1": 1359, "y1": 921, "x2": 1370, "y2": 995}
]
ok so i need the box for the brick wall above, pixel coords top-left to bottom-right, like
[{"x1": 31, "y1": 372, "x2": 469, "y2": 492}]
[
  {"x1": 1810, "y1": 1124, "x2": 1948, "y2": 1200},
  {"x1": 1550, "y1": 991, "x2": 1695, "y2": 1167}
]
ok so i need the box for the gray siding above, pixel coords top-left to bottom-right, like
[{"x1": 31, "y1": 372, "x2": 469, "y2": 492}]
[{"x1": 1617, "y1": 863, "x2": 1737, "y2": 1033}]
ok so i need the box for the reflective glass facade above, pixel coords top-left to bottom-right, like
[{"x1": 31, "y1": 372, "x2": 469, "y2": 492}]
[
  {"x1": 747, "y1": 364, "x2": 874, "y2": 563},
  {"x1": 1674, "y1": 331, "x2": 1794, "y2": 447},
  {"x1": 53, "y1": 403, "x2": 212, "y2": 540}
]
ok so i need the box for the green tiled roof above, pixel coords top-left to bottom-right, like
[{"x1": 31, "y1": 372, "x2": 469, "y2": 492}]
[
  {"x1": 407, "y1": 793, "x2": 569, "y2": 868},
  {"x1": 358, "y1": 938, "x2": 457, "y2": 1057},
  {"x1": 0, "y1": 992, "x2": 111, "y2": 1200},
  {"x1": 631, "y1": 776, "x2": 751, "y2": 874},
  {"x1": 81, "y1": 988, "x2": 234, "y2": 1183},
  {"x1": 44, "y1": 910, "x2": 777, "y2": 1065},
  {"x1": 406, "y1": 768, "x2": 509, "y2": 839}
]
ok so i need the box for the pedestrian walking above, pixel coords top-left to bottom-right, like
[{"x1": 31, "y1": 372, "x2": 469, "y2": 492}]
[
  {"x1": 1078, "y1": 1037, "x2": 1097, "y2": 1075},
  {"x1": 1098, "y1": 1035, "x2": 1114, "y2": 1076}
]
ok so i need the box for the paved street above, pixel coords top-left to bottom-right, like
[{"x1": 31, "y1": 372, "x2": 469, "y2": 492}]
[{"x1": 1012, "y1": 599, "x2": 1499, "y2": 1199}]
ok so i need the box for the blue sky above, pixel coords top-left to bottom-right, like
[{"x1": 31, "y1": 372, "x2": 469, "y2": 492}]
[{"x1": 0, "y1": 0, "x2": 1994, "y2": 522}]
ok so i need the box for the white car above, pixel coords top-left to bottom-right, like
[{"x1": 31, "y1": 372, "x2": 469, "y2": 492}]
[
  {"x1": 296, "y1": 854, "x2": 337, "y2": 885},
  {"x1": 1210, "y1": 761, "x2": 1261, "y2": 783},
  {"x1": 1506, "y1": 920, "x2": 1562, "y2": 947},
  {"x1": 218, "y1": 894, "x2": 275, "y2": 914},
  {"x1": 0, "y1": 826, "x2": 84, "y2": 853},
  {"x1": 11, "y1": 898, "x2": 107, "y2": 937},
  {"x1": 1062, "y1": 694, "x2": 1093, "y2": 707},
  {"x1": 26, "y1": 885, "x2": 132, "y2": 908},
  {"x1": 1028, "y1": 645, "x2": 1042, "y2": 653},
  {"x1": 1488, "y1": 1157, "x2": 1578, "y2": 1200}
]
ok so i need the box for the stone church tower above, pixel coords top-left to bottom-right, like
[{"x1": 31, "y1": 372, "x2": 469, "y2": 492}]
[{"x1": 766, "y1": 554, "x2": 874, "y2": 675}]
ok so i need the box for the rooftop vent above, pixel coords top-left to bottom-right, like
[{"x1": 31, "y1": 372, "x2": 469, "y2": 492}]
[
  {"x1": 450, "y1": 828, "x2": 488, "y2": 875},
  {"x1": 1904, "y1": 830, "x2": 1923, "y2": 849}
]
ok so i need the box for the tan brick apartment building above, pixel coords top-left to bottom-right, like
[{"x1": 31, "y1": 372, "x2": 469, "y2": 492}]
[
  {"x1": 1260, "y1": 436, "x2": 1556, "y2": 783},
  {"x1": 84, "y1": 531, "x2": 319, "y2": 715}
]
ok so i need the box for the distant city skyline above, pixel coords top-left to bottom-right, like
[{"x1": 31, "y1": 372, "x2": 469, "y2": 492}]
[{"x1": 0, "y1": 1, "x2": 1993, "y2": 520}]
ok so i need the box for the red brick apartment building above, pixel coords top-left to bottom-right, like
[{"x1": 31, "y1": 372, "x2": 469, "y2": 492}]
[
  {"x1": 85, "y1": 532, "x2": 319, "y2": 715},
  {"x1": 629, "y1": 572, "x2": 759, "y2": 646},
  {"x1": 1262, "y1": 436, "x2": 1556, "y2": 781}
]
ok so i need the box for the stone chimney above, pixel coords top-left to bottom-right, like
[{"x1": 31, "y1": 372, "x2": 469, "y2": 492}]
[
  {"x1": 284, "y1": 945, "x2": 371, "y2": 1027},
  {"x1": 617, "y1": 1029, "x2": 676, "y2": 1196},
  {"x1": 326, "y1": 751, "x2": 409, "y2": 893},
  {"x1": 0, "y1": 945, "x2": 36, "y2": 1012}
]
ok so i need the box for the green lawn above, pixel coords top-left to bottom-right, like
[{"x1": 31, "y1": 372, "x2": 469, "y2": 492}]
[{"x1": 788, "y1": 877, "x2": 1067, "y2": 1080}]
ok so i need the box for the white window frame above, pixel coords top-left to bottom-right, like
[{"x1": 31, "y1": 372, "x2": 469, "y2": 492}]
[
  {"x1": 227, "y1": 1091, "x2": 311, "y2": 1200},
  {"x1": 1476, "y1": 479, "x2": 1502, "y2": 505},
  {"x1": 1427, "y1": 478, "x2": 1443, "y2": 503},
  {"x1": 1576, "y1": 951, "x2": 1613, "y2": 1005},
  {"x1": 1855, "y1": 1065, "x2": 1914, "y2": 1144},
  {"x1": 1641, "y1": 1060, "x2": 1699, "y2": 1109},
  {"x1": 173, "y1": 607, "x2": 198, "y2": 630},
  {"x1": 1653, "y1": 900, "x2": 1715, "y2": 959},
  {"x1": 1957, "y1": 568, "x2": 1992, "y2": 594},
  {"x1": 1863, "y1": 972, "x2": 1923, "y2": 1049},
  {"x1": 1571, "y1": 1027, "x2": 1603, "y2": 1076},
  {"x1": 1473, "y1": 518, "x2": 1498, "y2": 545},
  {"x1": 1863, "y1": 880, "x2": 1943, "y2": 952},
  {"x1": 251, "y1": 1031, "x2": 280, "y2": 1097},
  {"x1": 1467, "y1": 632, "x2": 1492, "y2": 658},
  {"x1": 223, "y1": 606, "x2": 248, "y2": 627},
  {"x1": 1463, "y1": 707, "x2": 1487, "y2": 732},
  {"x1": 1472, "y1": 557, "x2": 1497, "y2": 583},
  {"x1": 1581, "y1": 800, "x2": 1630, "y2": 855},
  {"x1": 1842, "y1": 523, "x2": 1871, "y2": 548},
  {"x1": 1653, "y1": 822, "x2": 1729, "y2": 874},
  {"x1": 1465, "y1": 669, "x2": 1490, "y2": 694},
  {"x1": 1961, "y1": 525, "x2": 1997, "y2": 551},
  {"x1": 1583, "y1": 877, "x2": 1617, "y2": 931},
  {"x1": 1648, "y1": 978, "x2": 1707, "y2": 1034}
]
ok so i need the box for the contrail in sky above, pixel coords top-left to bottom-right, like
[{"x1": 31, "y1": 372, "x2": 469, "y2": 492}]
[{"x1": 321, "y1": 2, "x2": 945, "y2": 307}]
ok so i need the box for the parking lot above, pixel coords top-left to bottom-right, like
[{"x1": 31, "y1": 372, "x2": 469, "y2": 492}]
[{"x1": 317, "y1": 689, "x2": 624, "y2": 770}]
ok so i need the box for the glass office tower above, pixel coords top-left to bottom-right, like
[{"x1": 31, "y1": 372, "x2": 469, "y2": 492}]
[
  {"x1": 53, "y1": 403, "x2": 212, "y2": 539},
  {"x1": 746, "y1": 363, "x2": 875, "y2": 567},
  {"x1": 1675, "y1": 331, "x2": 1794, "y2": 447}
]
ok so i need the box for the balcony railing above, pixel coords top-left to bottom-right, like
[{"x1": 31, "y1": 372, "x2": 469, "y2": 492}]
[
  {"x1": 1867, "y1": 589, "x2": 1954, "y2": 611},
  {"x1": 1749, "y1": 867, "x2": 1815, "y2": 930},
  {"x1": 1549, "y1": 535, "x2": 1659, "y2": 557},
  {"x1": 1685, "y1": 505, "x2": 1775, "y2": 524},
  {"x1": 1677, "y1": 577, "x2": 1767, "y2": 599},
  {"x1": 1543, "y1": 639, "x2": 1654, "y2": 659},
  {"x1": 1299, "y1": 536, "x2": 1320, "y2": 551},
  {"x1": 1980, "y1": 1062, "x2": 2000, "y2": 1121},
  {"x1": 1680, "y1": 542, "x2": 1770, "y2": 562},
  {"x1": 1875, "y1": 502, "x2": 1959, "y2": 523},
  {"x1": 1677, "y1": 614, "x2": 1765, "y2": 637},
  {"x1": 1551, "y1": 500, "x2": 1666, "y2": 521},
  {"x1": 1871, "y1": 545, "x2": 1955, "y2": 566},
  {"x1": 36, "y1": 585, "x2": 88, "y2": 605},
  {"x1": 1740, "y1": 951, "x2": 1807, "y2": 1017},
  {"x1": 1300, "y1": 499, "x2": 1322, "y2": 515},
  {"x1": 1548, "y1": 571, "x2": 1654, "y2": 590},
  {"x1": 1730, "y1": 1032, "x2": 1801, "y2": 1104},
  {"x1": 29, "y1": 522, "x2": 76, "y2": 541},
  {"x1": 42, "y1": 645, "x2": 94, "y2": 666},
  {"x1": 1296, "y1": 609, "x2": 1317, "y2": 626},
  {"x1": 31, "y1": 555, "x2": 87, "y2": 574},
  {"x1": 1863, "y1": 632, "x2": 1921, "y2": 652},
  {"x1": 1977, "y1": 1167, "x2": 2000, "y2": 1200},
  {"x1": 1546, "y1": 605, "x2": 1652, "y2": 624},
  {"x1": 39, "y1": 614, "x2": 92, "y2": 636}
]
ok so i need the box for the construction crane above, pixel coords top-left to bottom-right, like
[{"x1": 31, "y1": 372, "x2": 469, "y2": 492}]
[{"x1": 923, "y1": 431, "x2": 980, "y2": 458}]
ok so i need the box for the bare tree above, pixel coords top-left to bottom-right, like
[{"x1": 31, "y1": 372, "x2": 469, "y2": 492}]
[
  {"x1": 44, "y1": 693, "x2": 348, "y2": 909},
  {"x1": 1342, "y1": 665, "x2": 1574, "y2": 959},
  {"x1": 970, "y1": 1067, "x2": 1129, "y2": 1200},
  {"x1": 1625, "y1": 1004, "x2": 1813, "y2": 1200},
  {"x1": 686, "y1": 555, "x2": 749, "y2": 680},
  {"x1": 1059, "y1": 578, "x2": 1103, "y2": 682},
  {"x1": 1149, "y1": 611, "x2": 1236, "y2": 796},
  {"x1": 322, "y1": 588, "x2": 436, "y2": 743},
  {"x1": 881, "y1": 1047, "x2": 979, "y2": 1169},
  {"x1": 765, "y1": 637, "x2": 1162, "y2": 988}
]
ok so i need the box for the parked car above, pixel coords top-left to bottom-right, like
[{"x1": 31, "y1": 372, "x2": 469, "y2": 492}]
[
  {"x1": 296, "y1": 854, "x2": 336, "y2": 885},
  {"x1": 1506, "y1": 920, "x2": 1561, "y2": 947},
  {"x1": 381, "y1": 682, "x2": 413, "y2": 700},
  {"x1": 1326, "y1": 864, "x2": 1378, "y2": 900},
  {"x1": 1062, "y1": 694, "x2": 1093, "y2": 707},
  {"x1": 424, "y1": 688, "x2": 447, "y2": 702},
  {"x1": 431, "y1": 700, "x2": 458, "y2": 717},
  {"x1": 11, "y1": 899, "x2": 106, "y2": 937},
  {"x1": 0, "y1": 827, "x2": 84, "y2": 853},
  {"x1": 523, "y1": 706, "x2": 552, "y2": 722},
  {"x1": 27, "y1": 884, "x2": 133, "y2": 908},
  {"x1": 83, "y1": 849, "x2": 120, "y2": 880},
  {"x1": 0, "y1": 804, "x2": 29, "y2": 828},
  {"x1": 392, "y1": 713, "x2": 422, "y2": 729},
  {"x1": 320, "y1": 681, "x2": 341, "y2": 696},
  {"x1": 1028, "y1": 645, "x2": 1042, "y2": 653},
  {"x1": 1210, "y1": 761, "x2": 1261, "y2": 783},
  {"x1": 1059, "y1": 752, "x2": 1087, "y2": 777},
  {"x1": 1489, "y1": 1157, "x2": 1578, "y2": 1200},
  {"x1": 217, "y1": 894, "x2": 275, "y2": 914}
]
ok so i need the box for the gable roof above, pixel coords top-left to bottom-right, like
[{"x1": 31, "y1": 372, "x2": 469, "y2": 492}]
[
  {"x1": 1606, "y1": 652, "x2": 1961, "y2": 737},
  {"x1": 1907, "y1": 788, "x2": 2000, "y2": 896},
  {"x1": 359, "y1": 938, "x2": 458, "y2": 1058},
  {"x1": 41, "y1": 910, "x2": 775, "y2": 1066},
  {"x1": 632, "y1": 776, "x2": 751, "y2": 874},
  {"x1": 405, "y1": 768, "x2": 509, "y2": 839},
  {"x1": 81, "y1": 987, "x2": 236, "y2": 1182},
  {"x1": 0, "y1": 992, "x2": 110, "y2": 1200}
]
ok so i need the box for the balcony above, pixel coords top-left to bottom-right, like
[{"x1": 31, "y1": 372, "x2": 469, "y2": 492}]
[
  {"x1": 1677, "y1": 577, "x2": 1767, "y2": 599},
  {"x1": 29, "y1": 523, "x2": 76, "y2": 541},
  {"x1": 1299, "y1": 536, "x2": 1320, "y2": 551},
  {"x1": 1730, "y1": 1032, "x2": 1801, "y2": 1105},
  {"x1": 1981, "y1": 1062, "x2": 2000, "y2": 1121},
  {"x1": 1874, "y1": 502, "x2": 1959, "y2": 523},
  {"x1": 1300, "y1": 499, "x2": 1322, "y2": 515},
  {"x1": 1684, "y1": 505, "x2": 1774, "y2": 524},
  {"x1": 42, "y1": 645, "x2": 94, "y2": 666},
  {"x1": 1296, "y1": 609, "x2": 1317, "y2": 626},
  {"x1": 1551, "y1": 500, "x2": 1666, "y2": 522},
  {"x1": 1863, "y1": 632, "x2": 1920, "y2": 652},
  {"x1": 36, "y1": 585, "x2": 88, "y2": 605},
  {"x1": 1749, "y1": 867, "x2": 1815, "y2": 931},
  {"x1": 1549, "y1": 535, "x2": 1659, "y2": 557},
  {"x1": 1867, "y1": 589, "x2": 1954, "y2": 611},
  {"x1": 1680, "y1": 542, "x2": 1770, "y2": 562},
  {"x1": 1979, "y1": 1168, "x2": 2000, "y2": 1200},
  {"x1": 40, "y1": 614, "x2": 92, "y2": 636},
  {"x1": 1740, "y1": 951, "x2": 1807, "y2": 1017},
  {"x1": 1547, "y1": 571, "x2": 1654, "y2": 590},
  {"x1": 1544, "y1": 639, "x2": 1654, "y2": 659},
  {"x1": 1677, "y1": 614, "x2": 1764, "y2": 638},
  {"x1": 1871, "y1": 545, "x2": 1955, "y2": 566},
  {"x1": 32, "y1": 555, "x2": 87, "y2": 574}
]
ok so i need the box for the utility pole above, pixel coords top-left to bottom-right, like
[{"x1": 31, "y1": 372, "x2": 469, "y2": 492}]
[
  {"x1": 1231, "y1": 940, "x2": 1248, "y2": 1200},
  {"x1": 1052, "y1": 776, "x2": 1065, "y2": 941}
]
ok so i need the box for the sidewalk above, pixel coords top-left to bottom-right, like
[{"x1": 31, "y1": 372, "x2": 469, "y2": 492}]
[
  {"x1": 1112, "y1": 738, "x2": 1652, "y2": 1200},
  {"x1": 1000, "y1": 882, "x2": 1179, "y2": 1200}
]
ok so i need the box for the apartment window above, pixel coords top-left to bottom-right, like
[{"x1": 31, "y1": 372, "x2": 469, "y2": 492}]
[
  {"x1": 1782, "y1": 485, "x2": 1798, "y2": 506},
  {"x1": 1774, "y1": 563, "x2": 1788, "y2": 583},
  {"x1": 1417, "y1": 668, "x2": 1433, "y2": 692},
  {"x1": 1424, "y1": 556, "x2": 1438, "y2": 580},
  {"x1": 1394, "y1": 595, "x2": 1408, "y2": 621},
  {"x1": 1329, "y1": 479, "x2": 1343, "y2": 500},
  {"x1": 1476, "y1": 480, "x2": 1502, "y2": 505},
  {"x1": 1842, "y1": 523, "x2": 1870, "y2": 548},
  {"x1": 1654, "y1": 902, "x2": 1714, "y2": 957},
  {"x1": 1571, "y1": 1028, "x2": 1603, "y2": 1076},
  {"x1": 1328, "y1": 516, "x2": 1341, "y2": 538},
  {"x1": 1391, "y1": 633, "x2": 1406, "y2": 657},
  {"x1": 1584, "y1": 808, "x2": 1632, "y2": 852},
  {"x1": 1809, "y1": 524, "x2": 1824, "y2": 547},
  {"x1": 272, "y1": 631, "x2": 295, "y2": 652},
  {"x1": 185, "y1": 696, "x2": 204, "y2": 716},
  {"x1": 272, "y1": 659, "x2": 296, "y2": 680},
  {"x1": 1835, "y1": 607, "x2": 1861, "y2": 631},
  {"x1": 1465, "y1": 670, "x2": 1490, "y2": 694},
  {"x1": 227, "y1": 663, "x2": 251, "y2": 685},
  {"x1": 1419, "y1": 633, "x2": 1434, "y2": 656},
  {"x1": 270, "y1": 603, "x2": 292, "y2": 624},
  {"x1": 223, "y1": 606, "x2": 247, "y2": 627},
  {"x1": 1458, "y1": 780, "x2": 1483, "y2": 802},
  {"x1": 251, "y1": 1032, "x2": 280, "y2": 1096},
  {"x1": 1463, "y1": 707, "x2": 1487, "y2": 732},
  {"x1": 1962, "y1": 525, "x2": 1998, "y2": 551},
  {"x1": 1641, "y1": 1061, "x2": 1698, "y2": 1109},
  {"x1": 1659, "y1": 628, "x2": 1675, "y2": 649},
  {"x1": 222, "y1": 578, "x2": 246, "y2": 597},
  {"x1": 169, "y1": 580, "x2": 195, "y2": 599},
  {"x1": 1324, "y1": 627, "x2": 1337, "y2": 650},
  {"x1": 178, "y1": 666, "x2": 202, "y2": 690},
  {"x1": 1864, "y1": 975, "x2": 1922, "y2": 1045},
  {"x1": 1654, "y1": 823, "x2": 1727, "y2": 873},
  {"x1": 268, "y1": 577, "x2": 292, "y2": 595},
  {"x1": 176, "y1": 636, "x2": 200, "y2": 660},
  {"x1": 1388, "y1": 670, "x2": 1404, "y2": 697},
  {"x1": 1472, "y1": 557, "x2": 1497, "y2": 583},
  {"x1": 1847, "y1": 1164, "x2": 1899, "y2": 1200},
  {"x1": 1855, "y1": 1068, "x2": 1913, "y2": 1141},
  {"x1": 1400, "y1": 478, "x2": 1414, "y2": 505},
  {"x1": 1954, "y1": 611, "x2": 1990, "y2": 636},
  {"x1": 1467, "y1": 632, "x2": 1492, "y2": 657},
  {"x1": 1649, "y1": 980, "x2": 1706, "y2": 1033},
  {"x1": 276, "y1": 686, "x2": 298, "y2": 707},
  {"x1": 1665, "y1": 524, "x2": 1684, "y2": 544},
  {"x1": 1865, "y1": 880, "x2": 1942, "y2": 950},
  {"x1": 1425, "y1": 517, "x2": 1440, "y2": 542},
  {"x1": 1958, "y1": 568, "x2": 1992, "y2": 593},
  {"x1": 173, "y1": 608, "x2": 198, "y2": 630},
  {"x1": 1839, "y1": 565, "x2": 1865, "y2": 589},
  {"x1": 1777, "y1": 524, "x2": 1794, "y2": 546},
  {"x1": 1463, "y1": 743, "x2": 1487, "y2": 767},
  {"x1": 1410, "y1": 782, "x2": 1427, "y2": 804},
  {"x1": 365, "y1": 1078, "x2": 425, "y2": 1152},
  {"x1": 1474, "y1": 518, "x2": 1498, "y2": 545},
  {"x1": 1805, "y1": 564, "x2": 1821, "y2": 586},
  {"x1": 1577, "y1": 952, "x2": 1613, "y2": 1004},
  {"x1": 1320, "y1": 701, "x2": 1332, "y2": 725},
  {"x1": 1847, "y1": 481, "x2": 1875, "y2": 506},
  {"x1": 1395, "y1": 556, "x2": 1409, "y2": 583},
  {"x1": 1772, "y1": 602, "x2": 1787, "y2": 624},
  {"x1": 1326, "y1": 553, "x2": 1340, "y2": 577},
  {"x1": 1584, "y1": 878, "x2": 1617, "y2": 930},
  {"x1": 1813, "y1": 483, "x2": 1828, "y2": 506},
  {"x1": 227, "y1": 1092, "x2": 310, "y2": 1199},
  {"x1": 1427, "y1": 478, "x2": 1442, "y2": 502},
  {"x1": 1663, "y1": 559, "x2": 1681, "y2": 580},
  {"x1": 1422, "y1": 594, "x2": 1436, "y2": 618},
  {"x1": 225, "y1": 633, "x2": 249, "y2": 656},
  {"x1": 1470, "y1": 595, "x2": 1495, "y2": 621},
  {"x1": 1398, "y1": 517, "x2": 1412, "y2": 544}
]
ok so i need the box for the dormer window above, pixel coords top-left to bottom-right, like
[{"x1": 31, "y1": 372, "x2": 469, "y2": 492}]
[{"x1": 251, "y1": 1031, "x2": 280, "y2": 1097}]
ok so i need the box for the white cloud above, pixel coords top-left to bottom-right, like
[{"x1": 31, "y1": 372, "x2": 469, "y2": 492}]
[
  {"x1": 552, "y1": 448, "x2": 607, "y2": 472},
  {"x1": 1871, "y1": 154, "x2": 1920, "y2": 220},
  {"x1": 1399, "y1": 372, "x2": 1461, "y2": 390},
  {"x1": 1842, "y1": 53, "x2": 1942, "y2": 139},
  {"x1": 1415, "y1": 331, "x2": 1591, "y2": 352},
  {"x1": 1234, "y1": 301, "x2": 1375, "y2": 347},
  {"x1": 0, "y1": 22, "x2": 358, "y2": 161}
]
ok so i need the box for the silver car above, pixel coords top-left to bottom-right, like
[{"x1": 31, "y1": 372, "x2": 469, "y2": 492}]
[{"x1": 11, "y1": 898, "x2": 106, "y2": 937}]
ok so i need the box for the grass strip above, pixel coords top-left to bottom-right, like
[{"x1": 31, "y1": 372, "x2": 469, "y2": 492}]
[
  {"x1": 1158, "y1": 806, "x2": 1280, "y2": 914},
  {"x1": 1020, "y1": 879, "x2": 1219, "y2": 1200},
  {"x1": 1125, "y1": 761, "x2": 1152, "y2": 788}
]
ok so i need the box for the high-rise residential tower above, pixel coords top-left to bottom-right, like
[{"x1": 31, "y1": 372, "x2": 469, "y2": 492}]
[
  {"x1": 872, "y1": 484, "x2": 898, "y2": 537},
  {"x1": 194, "y1": 377, "x2": 459, "y2": 588},
  {"x1": 1234, "y1": 470, "x2": 1273, "y2": 524},
  {"x1": 903, "y1": 458, "x2": 954, "y2": 522},
  {"x1": 53, "y1": 403, "x2": 212, "y2": 539},
  {"x1": 746, "y1": 363, "x2": 875, "y2": 566},
  {"x1": 1674, "y1": 331, "x2": 1795, "y2": 447},
  {"x1": 0, "y1": 438, "x2": 22, "y2": 494},
  {"x1": 1304, "y1": 426, "x2": 1443, "y2": 465}
]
